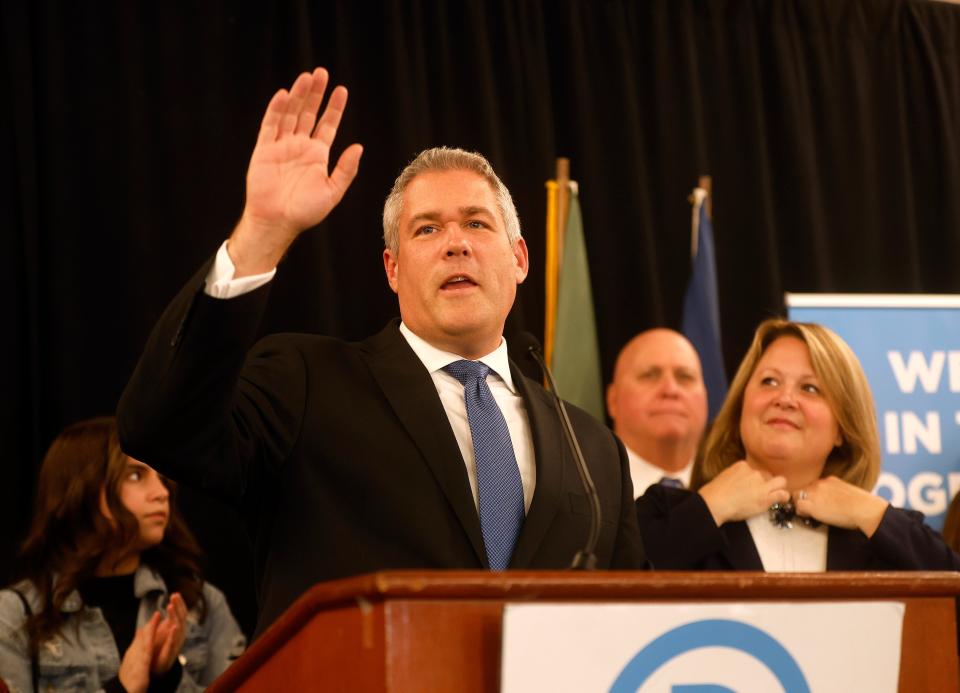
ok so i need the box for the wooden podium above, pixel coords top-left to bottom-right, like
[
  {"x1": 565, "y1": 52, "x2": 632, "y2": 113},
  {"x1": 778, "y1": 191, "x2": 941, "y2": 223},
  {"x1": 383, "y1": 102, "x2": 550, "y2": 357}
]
[{"x1": 208, "y1": 571, "x2": 960, "y2": 692}]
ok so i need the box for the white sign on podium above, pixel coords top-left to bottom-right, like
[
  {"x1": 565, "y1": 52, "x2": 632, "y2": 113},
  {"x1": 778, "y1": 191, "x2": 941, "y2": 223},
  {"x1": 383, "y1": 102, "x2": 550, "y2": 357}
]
[{"x1": 501, "y1": 601, "x2": 904, "y2": 692}]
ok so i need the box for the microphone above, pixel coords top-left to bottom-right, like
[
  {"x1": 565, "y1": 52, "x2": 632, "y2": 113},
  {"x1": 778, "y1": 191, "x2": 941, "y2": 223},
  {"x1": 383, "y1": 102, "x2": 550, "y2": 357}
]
[{"x1": 514, "y1": 331, "x2": 601, "y2": 570}]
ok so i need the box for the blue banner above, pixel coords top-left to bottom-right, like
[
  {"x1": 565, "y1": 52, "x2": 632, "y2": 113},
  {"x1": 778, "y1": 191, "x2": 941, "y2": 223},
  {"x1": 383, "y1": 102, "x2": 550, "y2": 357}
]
[{"x1": 787, "y1": 295, "x2": 960, "y2": 530}]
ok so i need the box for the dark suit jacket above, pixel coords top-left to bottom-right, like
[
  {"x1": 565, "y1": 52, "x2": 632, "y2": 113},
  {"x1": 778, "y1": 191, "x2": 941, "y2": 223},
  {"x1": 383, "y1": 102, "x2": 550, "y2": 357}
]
[
  {"x1": 636, "y1": 484, "x2": 960, "y2": 571},
  {"x1": 118, "y1": 264, "x2": 645, "y2": 634}
]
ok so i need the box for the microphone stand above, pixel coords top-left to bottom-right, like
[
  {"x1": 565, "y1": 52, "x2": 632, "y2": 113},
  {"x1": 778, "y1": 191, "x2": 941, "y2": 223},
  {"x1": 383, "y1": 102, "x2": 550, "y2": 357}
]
[{"x1": 525, "y1": 343, "x2": 601, "y2": 570}]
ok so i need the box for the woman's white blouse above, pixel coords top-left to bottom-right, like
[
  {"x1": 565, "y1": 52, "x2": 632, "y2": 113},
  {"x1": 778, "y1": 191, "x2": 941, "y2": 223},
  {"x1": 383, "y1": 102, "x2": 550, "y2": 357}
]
[{"x1": 746, "y1": 513, "x2": 829, "y2": 571}]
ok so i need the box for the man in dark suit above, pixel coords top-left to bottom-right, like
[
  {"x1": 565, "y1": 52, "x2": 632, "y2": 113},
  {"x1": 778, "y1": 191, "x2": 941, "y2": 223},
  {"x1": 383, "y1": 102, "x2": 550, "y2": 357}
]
[{"x1": 118, "y1": 68, "x2": 645, "y2": 635}]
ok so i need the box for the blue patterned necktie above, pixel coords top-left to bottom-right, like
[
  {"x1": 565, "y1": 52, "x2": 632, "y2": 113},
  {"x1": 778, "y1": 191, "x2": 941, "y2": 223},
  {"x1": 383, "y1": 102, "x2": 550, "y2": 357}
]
[
  {"x1": 444, "y1": 359, "x2": 525, "y2": 570},
  {"x1": 658, "y1": 476, "x2": 684, "y2": 489}
]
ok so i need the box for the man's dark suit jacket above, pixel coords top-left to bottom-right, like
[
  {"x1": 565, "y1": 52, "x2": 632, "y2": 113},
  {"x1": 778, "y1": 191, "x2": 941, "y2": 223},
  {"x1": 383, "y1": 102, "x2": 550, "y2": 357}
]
[
  {"x1": 118, "y1": 265, "x2": 646, "y2": 634},
  {"x1": 636, "y1": 484, "x2": 960, "y2": 570}
]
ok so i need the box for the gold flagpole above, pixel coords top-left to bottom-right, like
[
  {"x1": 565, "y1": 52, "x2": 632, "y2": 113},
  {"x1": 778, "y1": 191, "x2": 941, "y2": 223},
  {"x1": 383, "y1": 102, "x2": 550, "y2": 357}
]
[{"x1": 545, "y1": 157, "x2": 570, "y2": 369}]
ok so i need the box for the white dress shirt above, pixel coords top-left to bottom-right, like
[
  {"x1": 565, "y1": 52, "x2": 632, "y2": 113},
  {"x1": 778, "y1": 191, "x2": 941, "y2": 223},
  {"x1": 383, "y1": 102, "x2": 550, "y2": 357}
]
[
  {"x1": 399, "y1": 324, "x2": 536, "y2": 513},
  {"x1": 625, "y1": 446, "x2": 692, "y2": 499},
  {"x1": 204, "y1": 239, "x2": 537, "y2": 514}
]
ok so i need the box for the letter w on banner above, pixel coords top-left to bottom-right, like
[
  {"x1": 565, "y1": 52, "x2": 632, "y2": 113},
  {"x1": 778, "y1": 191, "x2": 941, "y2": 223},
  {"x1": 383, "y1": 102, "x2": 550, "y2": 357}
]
[{"x1": 682, "y1": 180, "x2": 728, "y2": 420}]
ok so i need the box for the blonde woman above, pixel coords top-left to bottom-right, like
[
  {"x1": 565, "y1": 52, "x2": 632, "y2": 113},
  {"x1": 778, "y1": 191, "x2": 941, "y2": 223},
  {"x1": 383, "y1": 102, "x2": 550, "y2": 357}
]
[{"x1": 637, "y1": 319, "x2": 960, "y2": 571}]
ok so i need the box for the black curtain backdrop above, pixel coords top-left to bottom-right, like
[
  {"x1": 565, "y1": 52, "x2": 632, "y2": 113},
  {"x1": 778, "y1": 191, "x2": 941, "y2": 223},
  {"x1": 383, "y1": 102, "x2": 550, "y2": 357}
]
[{"x1": 4, "y1": 0, "x2": 960, "y2": 636}]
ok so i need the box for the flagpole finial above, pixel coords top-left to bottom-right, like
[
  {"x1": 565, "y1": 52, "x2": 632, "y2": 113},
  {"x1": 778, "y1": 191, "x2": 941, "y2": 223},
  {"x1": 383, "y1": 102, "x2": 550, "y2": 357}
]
[
  {"x1": 688, "y1": 176, "x2": 712, "y2": 258},
  {"x1": 698, "y1": 175, "x2": 712, "y2": 221}
]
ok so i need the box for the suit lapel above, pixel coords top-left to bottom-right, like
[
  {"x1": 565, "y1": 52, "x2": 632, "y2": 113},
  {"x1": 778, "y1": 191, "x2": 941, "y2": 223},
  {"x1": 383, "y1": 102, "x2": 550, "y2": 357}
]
[
  {"x1": 508, "y1": 364, "x2": 566, "y2": 568},
  {"x1": 720, "y1": 521, "x2": 765, "y2": 569},
  {"x1": 360, "y1": 322, "x2": 487, "y2": 566}
]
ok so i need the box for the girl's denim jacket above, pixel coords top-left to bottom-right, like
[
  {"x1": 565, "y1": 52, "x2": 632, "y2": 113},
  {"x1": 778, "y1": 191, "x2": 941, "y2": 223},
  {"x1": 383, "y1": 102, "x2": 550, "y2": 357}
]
[{"x1": 0, "y1": 566, "x2": 246, "y2": 692}]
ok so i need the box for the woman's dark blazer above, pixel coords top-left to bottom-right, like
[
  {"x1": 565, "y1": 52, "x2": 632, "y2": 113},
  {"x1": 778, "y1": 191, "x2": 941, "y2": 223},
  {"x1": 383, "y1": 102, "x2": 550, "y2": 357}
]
[{"x1": 637, "y1": 484, "x2": 960, "y2": 571}]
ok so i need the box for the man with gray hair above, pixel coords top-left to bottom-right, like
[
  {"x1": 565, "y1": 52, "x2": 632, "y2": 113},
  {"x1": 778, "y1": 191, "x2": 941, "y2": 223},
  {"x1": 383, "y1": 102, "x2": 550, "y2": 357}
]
[{"x1": 118, "y1": 68, "x2": 645, "y2": 636}]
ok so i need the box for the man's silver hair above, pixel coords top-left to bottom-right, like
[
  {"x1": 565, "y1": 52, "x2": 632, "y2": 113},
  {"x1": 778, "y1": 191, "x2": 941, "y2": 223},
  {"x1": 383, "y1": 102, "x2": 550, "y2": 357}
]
[{"x1": 382, "y1": 147, "x2": 522, "y2": 254}]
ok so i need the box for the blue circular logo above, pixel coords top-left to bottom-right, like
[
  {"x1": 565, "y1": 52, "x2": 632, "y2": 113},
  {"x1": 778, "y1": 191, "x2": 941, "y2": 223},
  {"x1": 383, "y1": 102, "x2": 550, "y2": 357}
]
[{"x1": 609, "y1": 619, "x2": 810, "y2": 692}]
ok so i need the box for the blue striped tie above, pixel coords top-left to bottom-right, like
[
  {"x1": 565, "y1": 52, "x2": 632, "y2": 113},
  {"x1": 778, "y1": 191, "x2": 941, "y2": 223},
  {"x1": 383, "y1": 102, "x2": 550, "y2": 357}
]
[{"x1": 444, "y1": 360, "x2": 524, "y2": 570}]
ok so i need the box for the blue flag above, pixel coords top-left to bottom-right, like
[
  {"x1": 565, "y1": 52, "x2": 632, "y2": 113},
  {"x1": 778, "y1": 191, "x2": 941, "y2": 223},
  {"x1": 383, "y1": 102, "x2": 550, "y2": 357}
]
[{"x1": 682, "y1": 190, "x2": 727, "y2": 419}]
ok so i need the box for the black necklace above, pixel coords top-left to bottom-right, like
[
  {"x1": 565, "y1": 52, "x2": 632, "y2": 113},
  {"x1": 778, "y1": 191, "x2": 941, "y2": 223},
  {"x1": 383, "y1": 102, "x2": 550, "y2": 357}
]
[{"x1": 768, "y1": 501, "x2": 820, "y2": 529}]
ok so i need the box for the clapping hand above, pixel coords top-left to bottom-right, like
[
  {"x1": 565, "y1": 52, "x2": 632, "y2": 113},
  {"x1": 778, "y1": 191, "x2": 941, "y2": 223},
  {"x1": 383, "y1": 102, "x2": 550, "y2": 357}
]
[
  {"x1": 117, "y1": 593, "x2": 189, "y2": 693},
  {"x1": 151, "y1": 592, "x2": 188, "y2": 674},
  {"x1": 119, "y1": 612, "x2": 160, "y2": 693}
]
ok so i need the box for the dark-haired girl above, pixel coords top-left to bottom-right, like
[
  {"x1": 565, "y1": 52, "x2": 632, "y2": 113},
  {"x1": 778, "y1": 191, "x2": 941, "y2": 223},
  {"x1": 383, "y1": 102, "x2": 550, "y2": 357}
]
[{"x1": 0, "y1": 417, "x2": 244, "y2": 692}]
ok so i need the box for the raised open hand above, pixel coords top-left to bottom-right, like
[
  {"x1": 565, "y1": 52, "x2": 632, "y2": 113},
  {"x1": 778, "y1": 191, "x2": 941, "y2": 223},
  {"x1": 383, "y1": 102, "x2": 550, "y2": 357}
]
[{"x1": 231, "y1": 67, "x2": 364, "y2": 276}]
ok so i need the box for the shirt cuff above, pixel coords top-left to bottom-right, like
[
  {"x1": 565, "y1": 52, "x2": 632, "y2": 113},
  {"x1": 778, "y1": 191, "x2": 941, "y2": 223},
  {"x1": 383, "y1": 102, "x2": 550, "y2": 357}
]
[{"x1": 204, "y1": 240, "x2": 276, "y2": 298}]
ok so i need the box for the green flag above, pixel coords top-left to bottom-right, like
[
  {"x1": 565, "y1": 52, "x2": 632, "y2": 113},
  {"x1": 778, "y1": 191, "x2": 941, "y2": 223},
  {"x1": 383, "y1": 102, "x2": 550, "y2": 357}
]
[{"x1": 551, "y1": 187, "x2": 604, "y2": 420}]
